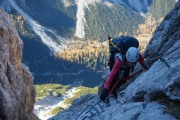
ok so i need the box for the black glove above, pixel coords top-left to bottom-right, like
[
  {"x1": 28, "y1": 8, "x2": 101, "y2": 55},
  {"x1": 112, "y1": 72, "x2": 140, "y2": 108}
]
[{"x1": 100, "y1": 89, "x2": 109, "y2": 101}]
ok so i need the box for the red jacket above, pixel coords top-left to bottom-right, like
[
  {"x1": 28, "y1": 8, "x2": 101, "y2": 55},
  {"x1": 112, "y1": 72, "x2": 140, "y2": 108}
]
[{"x1": 104, "y1": 53, "x2": 145, "y2": 89}]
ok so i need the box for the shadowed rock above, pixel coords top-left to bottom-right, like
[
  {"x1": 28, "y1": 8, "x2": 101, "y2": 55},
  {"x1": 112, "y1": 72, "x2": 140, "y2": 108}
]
[{"x1": 0, "y1": 9, "x2": 37, "y2": 120}]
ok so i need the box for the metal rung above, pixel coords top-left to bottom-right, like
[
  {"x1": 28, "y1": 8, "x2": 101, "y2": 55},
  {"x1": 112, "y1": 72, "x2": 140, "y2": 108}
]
[
  {"x1": 159, "y1": 57, "x2": 170, "y2": 68},
  {"x1": 85, "y1": 105, "x2": 100, "y2": 114},
  {"x1": 74, "y1": 101, "x2": 103, "y2": 120},
  {"x1": 96, "y1": 102, "x2": 103, "y2": 111},
  {"x1": 74, "y1": 97, "x2": 118, "y2": 120},
  {"x1": 82, "y1": 116, "x2": 92, "y2": 120}
]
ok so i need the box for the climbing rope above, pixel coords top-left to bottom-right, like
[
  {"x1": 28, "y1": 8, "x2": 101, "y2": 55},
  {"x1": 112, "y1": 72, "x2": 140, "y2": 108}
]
[
  {"x1": 146, "y1": 46, "x2": 180, "y2": 61},
  {"x1": 146, "y1": 46, "x2": 180, "y2": 68}
]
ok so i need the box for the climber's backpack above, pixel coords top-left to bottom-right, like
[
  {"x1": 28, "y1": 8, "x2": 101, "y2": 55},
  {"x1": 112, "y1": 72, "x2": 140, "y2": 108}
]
[{"x1": 108, "y1": 36, "x2": 139, "y2": 71}]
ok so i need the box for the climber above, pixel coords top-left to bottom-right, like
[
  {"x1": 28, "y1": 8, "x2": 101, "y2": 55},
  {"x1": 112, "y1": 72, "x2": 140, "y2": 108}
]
[{"x1": 100, "y1": 36, "x2": 149, "y2": 102}]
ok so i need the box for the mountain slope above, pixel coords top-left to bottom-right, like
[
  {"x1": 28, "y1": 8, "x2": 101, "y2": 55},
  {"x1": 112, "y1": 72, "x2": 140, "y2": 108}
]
[
  {"x1": 84, "y1": 3, "x2": 144, "y2": 40},
  {"x1": 14, "y1": 0, "x2": 76, "y2": 37},
  {"x1": 6, "y1": 0, "x2": 68, "y2": 54},
  {"x1": 104, "y1": 0, "x2": 151, "y2": 13},
  {"x1": 52, "y1": 1, "x2": 180, "y2": 119},
  {"x1": 149, "y1": 0, "x2": 177, "y2": 20},
  {"x1": 75, "y1": 0, "x2": 176, "y2": 39},
  {"x1": 75, "y1": 0, "x2": 146, "y2": 39},
  {"x1": 1, "y1": 0, "x2": 176, "y2": 47}
]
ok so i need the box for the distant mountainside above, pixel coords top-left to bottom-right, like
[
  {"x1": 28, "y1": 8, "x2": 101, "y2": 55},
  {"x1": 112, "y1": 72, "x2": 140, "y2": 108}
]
[
  {"x1": 1, "y1": 0, "x2": 176, "y2": 40},
  {"x1": 13, "y1": 0, "x2": 77, "y2": 37},
  {"x1": 75, "y1": 0, "x2": 176, "y2": 39},
  {"x1": 83, "y1": 3, "x2": 144, "y2": 40},
  {"x1": 0, "y1": 0, "x2": 177, "y2": 87},
  {"x1": 149, "y1": 0, "x2": 177, "y2": 20}
]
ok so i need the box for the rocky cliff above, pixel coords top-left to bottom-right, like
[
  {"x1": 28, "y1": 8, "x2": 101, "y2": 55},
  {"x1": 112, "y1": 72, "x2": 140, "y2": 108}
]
[
  {"x1": 0, "y1": 9, "x2": 36, "y2": 120},
  {"x1": 52, "y1": 1, "x2": 180, "y2": 120}
]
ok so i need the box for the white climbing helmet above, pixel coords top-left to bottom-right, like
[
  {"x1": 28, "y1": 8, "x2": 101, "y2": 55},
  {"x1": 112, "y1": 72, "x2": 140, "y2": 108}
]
[{"x1": 126, "y1": 47, "x2": 139, "y2": 62}]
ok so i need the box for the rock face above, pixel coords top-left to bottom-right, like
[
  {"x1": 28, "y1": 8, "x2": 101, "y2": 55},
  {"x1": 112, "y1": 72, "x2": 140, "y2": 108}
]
[
  {"x1": 53, "y1": 1, "x2": 180, "y2": 120},
  {"x1": 144, "y1": 0, "x2": 180, "y2": 64},
  {"x1": 0, "y1": 9, "x2": 36, "y2": 120}
]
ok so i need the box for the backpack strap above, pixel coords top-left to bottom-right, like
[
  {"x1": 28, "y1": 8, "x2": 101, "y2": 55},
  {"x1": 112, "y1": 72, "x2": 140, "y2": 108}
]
[
  {"x1": 109, "y1": 52, "x2": 115, "y2": 71},
  {"x1": 120, "y1": 38, "x2": 126, "y2": 54}
]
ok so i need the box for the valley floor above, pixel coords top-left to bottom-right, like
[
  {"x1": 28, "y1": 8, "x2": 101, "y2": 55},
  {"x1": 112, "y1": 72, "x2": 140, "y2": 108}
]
[{"x1": 34, "y1": 87, "x2": 79, "y2": 120}]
